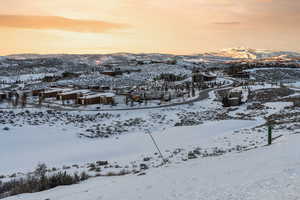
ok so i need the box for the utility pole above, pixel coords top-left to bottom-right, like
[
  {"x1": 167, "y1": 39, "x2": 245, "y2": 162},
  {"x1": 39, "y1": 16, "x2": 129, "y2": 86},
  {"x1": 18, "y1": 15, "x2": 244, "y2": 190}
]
[{"x1": 145, "y1": 130, "x2": 167, "y2": 164}]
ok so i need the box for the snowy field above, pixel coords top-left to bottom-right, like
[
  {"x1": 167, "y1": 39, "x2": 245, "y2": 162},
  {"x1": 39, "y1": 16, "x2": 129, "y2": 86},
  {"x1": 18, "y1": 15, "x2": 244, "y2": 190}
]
[
  {"x1": 0, "y1": 119, "x2": 261, "y2": 175},
  {"x1": 5, "y1": 132, "x2": 300, "y2": 200}
]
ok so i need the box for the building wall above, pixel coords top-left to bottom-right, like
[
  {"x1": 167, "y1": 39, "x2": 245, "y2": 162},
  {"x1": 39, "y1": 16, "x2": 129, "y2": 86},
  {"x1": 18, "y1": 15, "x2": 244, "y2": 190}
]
[
  {"x1": 78, "y1": 96, "x2": 114, "y2": 105},
  {"x1": 32, "y1": 89, "x2": 44, "y2": 96},
  {"x1": 57, "y1": 93, "x2": 79, "y2": 101},
  {"x1": 42, "y1": 91, "x2": 60, "y2": 98}
]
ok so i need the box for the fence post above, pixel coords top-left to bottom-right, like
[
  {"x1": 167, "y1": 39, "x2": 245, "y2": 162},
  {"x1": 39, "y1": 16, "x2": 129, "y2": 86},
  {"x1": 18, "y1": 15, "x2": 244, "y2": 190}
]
[{"x1": 268, "y1": 126, "x2": 272, "y2": 145}]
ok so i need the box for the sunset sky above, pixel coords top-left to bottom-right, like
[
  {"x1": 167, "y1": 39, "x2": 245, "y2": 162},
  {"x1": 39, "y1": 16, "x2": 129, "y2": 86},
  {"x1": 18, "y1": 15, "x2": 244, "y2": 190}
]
[{"x1": 0, "y1": 0, "x2": 299, "y2": 55}]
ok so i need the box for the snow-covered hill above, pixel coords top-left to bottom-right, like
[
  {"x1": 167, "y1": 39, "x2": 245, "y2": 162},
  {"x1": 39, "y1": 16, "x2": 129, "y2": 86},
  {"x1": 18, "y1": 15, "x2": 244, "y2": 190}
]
[
  {"x1": 5, "y1": 132, "x2": 300, "y2": 200},
  {"x1": 6, "y1": 48, "x2": 300, "y2": 62},
  {"x1": 2, "y1": 94, "x2": 300, "y2": 200}
]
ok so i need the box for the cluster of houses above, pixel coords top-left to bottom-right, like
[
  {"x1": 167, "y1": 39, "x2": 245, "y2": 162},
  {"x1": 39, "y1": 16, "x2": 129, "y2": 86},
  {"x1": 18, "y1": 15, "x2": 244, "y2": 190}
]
[
  {"x1": 35, "y1": 88, "x2": 115, "y2": 105},
  {"x1": 115, "y1": 86, "x2": 178, "y2": 103},
  {"x1": 0, "y1": 67, "x2": 227, "y2": 108},
  {"x1": 0, "y1": 87, "x2": 116, "y2": 106}
]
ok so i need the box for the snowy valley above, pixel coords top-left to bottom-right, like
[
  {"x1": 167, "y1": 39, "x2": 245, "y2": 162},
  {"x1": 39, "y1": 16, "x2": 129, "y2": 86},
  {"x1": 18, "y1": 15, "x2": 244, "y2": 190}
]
[{"x1": 0, "y1": 48, "x2": 300, "y2": 200}]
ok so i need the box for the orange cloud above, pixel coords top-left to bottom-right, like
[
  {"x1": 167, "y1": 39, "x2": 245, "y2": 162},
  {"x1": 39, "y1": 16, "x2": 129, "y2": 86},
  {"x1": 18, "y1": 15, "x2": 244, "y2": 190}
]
[{"x1": 0, "y1": 15, "x2": 126, "y2": 33}]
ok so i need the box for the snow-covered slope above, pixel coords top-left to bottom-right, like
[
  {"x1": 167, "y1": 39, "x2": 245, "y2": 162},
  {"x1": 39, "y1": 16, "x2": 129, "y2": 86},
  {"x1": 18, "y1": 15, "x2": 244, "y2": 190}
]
[
  {"x1": 208, "y1": 47, "x2": 300, "y2": 60},
  {"x1": 0, "y1": 119, "x2": 260, "y2": 175},
  {"x1": 5, "y1": 133, "x2": 300, "y2": 200}
]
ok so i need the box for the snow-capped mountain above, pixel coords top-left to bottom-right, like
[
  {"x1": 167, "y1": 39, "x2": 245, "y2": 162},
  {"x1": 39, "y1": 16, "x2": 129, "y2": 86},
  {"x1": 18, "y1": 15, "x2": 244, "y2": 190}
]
[{"x1": 208, "y1": 47, "x2": 300, "y2": 60}]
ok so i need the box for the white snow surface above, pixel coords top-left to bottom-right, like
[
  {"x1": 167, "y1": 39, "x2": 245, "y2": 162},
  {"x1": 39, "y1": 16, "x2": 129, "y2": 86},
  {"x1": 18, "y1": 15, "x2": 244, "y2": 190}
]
[
  {"x1": 0, "y1": 119, "x2": 260, "y2": 175},
  {"x1": 5, "y1": 132, "x2": 300, "y2": 200}
]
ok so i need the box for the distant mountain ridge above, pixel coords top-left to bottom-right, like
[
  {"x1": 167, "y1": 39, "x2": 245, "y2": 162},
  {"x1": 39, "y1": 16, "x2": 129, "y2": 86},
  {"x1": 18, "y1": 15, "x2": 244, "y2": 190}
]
[{"x1": 4, "y1": 48, "x2": 300, "y2": 61}]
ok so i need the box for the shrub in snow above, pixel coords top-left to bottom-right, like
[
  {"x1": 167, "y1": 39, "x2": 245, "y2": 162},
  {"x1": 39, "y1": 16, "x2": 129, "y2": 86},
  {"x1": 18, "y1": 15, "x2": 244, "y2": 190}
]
[
  {"x1": 188, "y1": 151, "x2": 197, "y2": 159},
  {"x1": 88, "y1": 163, "x2": 96, "y2": 171},
  {"x1": 34, "y1": 163, "x2": 47, "y2": 178},
  {"x1": 105, "y1": 169, "x2": 130, "y2": 176},
  {"x1": 139, "y1": 163, "x2": 149, "y2": 170},
  {"x1": 96, "y1": 160, "x2": 108, "y2": 166},
  {"x1": 143, "y1": 157, "x2": 151, "y2": 162},
  {"x1": 0, "y1": 164, "x2": 90, "y2": 198}
]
